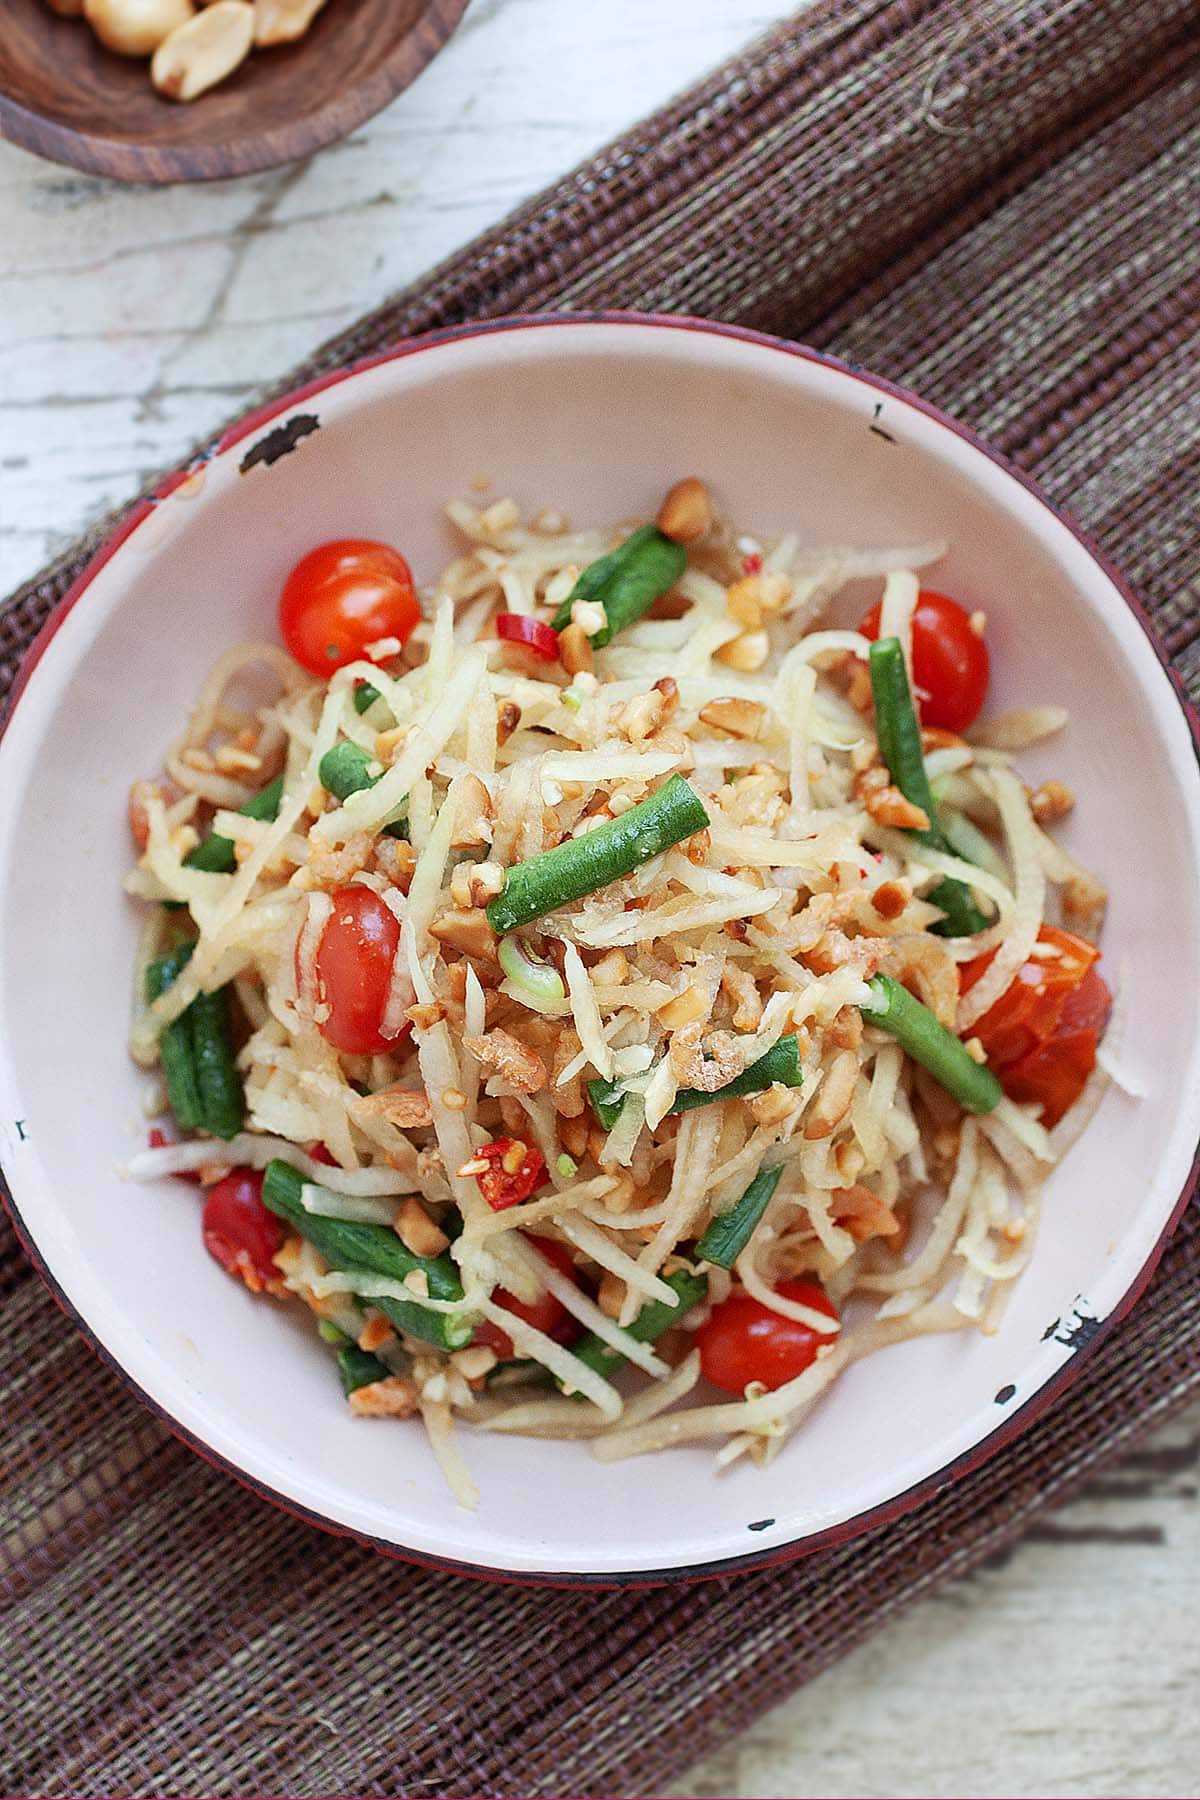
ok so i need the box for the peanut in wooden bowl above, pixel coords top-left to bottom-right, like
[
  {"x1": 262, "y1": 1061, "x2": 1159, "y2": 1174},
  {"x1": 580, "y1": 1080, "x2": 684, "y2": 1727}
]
[{"x1": 0, "y1": 0, "x2": 469, "y2": 184}]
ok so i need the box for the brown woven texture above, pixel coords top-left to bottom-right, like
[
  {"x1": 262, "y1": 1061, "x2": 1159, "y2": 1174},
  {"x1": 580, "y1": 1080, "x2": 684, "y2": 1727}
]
[{"x1": 3, "y1": 1, "x2": 1200, "y2": 1793}]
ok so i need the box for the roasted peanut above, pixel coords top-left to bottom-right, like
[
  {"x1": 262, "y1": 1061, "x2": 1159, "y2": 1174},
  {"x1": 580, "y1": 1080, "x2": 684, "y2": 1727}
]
[
  {"x1": 698, "y1": 696, "x2": 767, "y2": 741},
  {"x1": 151, "y1": 0, "x2": 253, "y2": 97},
  {"x1": 656, "y1": 477, "x2": 713, "y2": 544},
  {"x1": 84, "y1": 0, "x2": 193, "y2": 55}
]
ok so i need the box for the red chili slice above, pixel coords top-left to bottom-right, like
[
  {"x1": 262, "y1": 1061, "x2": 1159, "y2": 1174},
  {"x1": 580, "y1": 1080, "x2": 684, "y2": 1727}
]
[
  {"x1": 467, "y1": 1138, "x2": 549, "y2": 1211},
  {"x1": 496, "y1": 613, "x2": 561, "y2": 662}
]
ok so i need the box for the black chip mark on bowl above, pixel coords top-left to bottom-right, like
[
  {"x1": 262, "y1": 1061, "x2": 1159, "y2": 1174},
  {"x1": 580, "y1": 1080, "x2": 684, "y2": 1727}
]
[
  {"x1": 994, "y1": 1382, "x2": 1016, "y2": 1405},
  {"x1": 747, "y1": 1518, "x2": 775, "y2": 1533},
  {"x1": 240, "y1": 413, "x2": 320, "y2": 474},
  {"x1": 869, "y1": 401, "x2": 897, "y2": 444},
  {"x1": 1054, "y1": 1309, "x2": 1102, "y2": 1353}
]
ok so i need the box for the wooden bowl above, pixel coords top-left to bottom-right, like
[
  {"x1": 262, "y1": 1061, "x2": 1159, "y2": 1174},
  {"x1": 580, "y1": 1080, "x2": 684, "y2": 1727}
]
[{"x1": 0, "y1": 0, "x2": 469, "y2": 183}]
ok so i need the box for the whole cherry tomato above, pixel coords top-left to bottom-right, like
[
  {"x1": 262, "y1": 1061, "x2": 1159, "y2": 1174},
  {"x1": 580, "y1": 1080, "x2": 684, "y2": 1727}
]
[
  {"x1": 860, "y1": 589, "x2": 989, "y2": 733},
  {"x1": 202, "y1": 1168, "x2": 283, "y2": 1293},
  {"x1": 474, "y1": 1235, "x2": 581, "y2": 1361},
  {"x1": 298, "y1": 885, "x2": 411, "y2": 1057},
  {"x1": 279, "y1": 539, "x2": 420, "y2": 676},
  {"x1": 696, "y1": 1279, "x2": 839, "y2": 1394}
]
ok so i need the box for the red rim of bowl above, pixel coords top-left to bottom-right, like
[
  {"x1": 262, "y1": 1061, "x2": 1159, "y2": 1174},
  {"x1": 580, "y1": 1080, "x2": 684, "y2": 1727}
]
[
  {"x1": 2, "y1": 310, "x2": 1197, "y2": 1587},
  {"x1": 0, "y1": 0, "x2": 470, "y2": 185}
]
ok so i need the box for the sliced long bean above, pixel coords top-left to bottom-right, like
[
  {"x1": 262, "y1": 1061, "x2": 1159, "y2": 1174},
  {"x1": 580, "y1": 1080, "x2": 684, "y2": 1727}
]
[
  {"x1": 261, "y1": 1160, "x2": 473, "y2": 1351},
  {"x1": 550, "y1": 523, "x2": 687, "y2": 647},
  {"x1": 696, "y1": 1164, "x2": 783, "y2": 1269},
  {"x1": 184, "y1": 775, "x2": 283, "y2": 877},
  {"x1": 336, "y1": 1343, "x2": 390, "y2": 1396},
  {"x1": 189, "y1": 984, "x2": 244, "y2": 1140},
  {"x1": 486, "y1": 774, "x2": 709, "y2": 934},
  {"x1": 861, "y1": 973, "x2": 1001, "y2": 1113},
  {"x1": 868, "y1": 637, "x2": 987, "y2": 937},
  {"x1": 670, "y1": 1034, "x2": 803, "y2": 1115},
  {"x1": 566, "y1": 1268, "x2": 708, "y2": 1388},
  {"x1": 146, "y1": 944, "x2": 202, "y2": 1132},
  {"x1": 318, "y1": 742, "x2": 408, "y2": 838}
]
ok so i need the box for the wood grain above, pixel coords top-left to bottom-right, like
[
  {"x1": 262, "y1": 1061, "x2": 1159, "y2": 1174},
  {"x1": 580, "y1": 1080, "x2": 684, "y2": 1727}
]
[{"x1": 0, "y1": 0, "x2": 468, "y2": 182}]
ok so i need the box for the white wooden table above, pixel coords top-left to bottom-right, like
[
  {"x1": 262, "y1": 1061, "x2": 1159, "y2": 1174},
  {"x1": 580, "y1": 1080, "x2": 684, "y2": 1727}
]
[{"x1": 1, "y1": 4, "x2": 1196, "y2": 1794}]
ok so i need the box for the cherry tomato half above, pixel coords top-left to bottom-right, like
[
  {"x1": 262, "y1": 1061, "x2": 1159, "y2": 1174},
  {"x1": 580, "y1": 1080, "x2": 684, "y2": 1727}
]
[
  {"x1": 298, "y1": 885, "x2": 411, "y2": 1057},
  {"x1": 999, "y1": 965, "x2": 1112, "y2": 1127},
  {"x1": 496, "y1": 613, "x2": 561, "y2": 662},
  {"x1": 474, "y1": 1235, "x2": 581, "y2": 1361},
  {"x1": 279, "y1": 539, "x2": 420, "y2": 676},
  {"x1": 696, "y1": 1279, "x2": 839, "y2": 1394},
  {"x1": 961, "y1": 925, "x2": 1099, "y2": 1068},
  {"x1": 202, "y1": 1168, "x2": 283, "y2": 1293},
  {"x1": 861, "y1": 590, "x2": 989, "y2": 733}
]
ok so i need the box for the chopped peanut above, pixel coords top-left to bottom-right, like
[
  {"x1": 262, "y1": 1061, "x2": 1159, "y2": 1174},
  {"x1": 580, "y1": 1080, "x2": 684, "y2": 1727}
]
[
  {"x1": 748, "y1": 1082, "x2": 798, "y2": 1126},
  {"x1": 1061, "y1": 870, "x2": 1107, "y2": 937},
  {"x1": 614, "y1": 688, "x2": 669, "y2": 743},
  {"x1": 720, "y1": 963, "x2": 763, "y2": 1030},
  {"x1": 963, "y1": 1036, "x2": 987, "y2": 1065},
  {"x1": 803, "y1": 1050, "x2": 859, "y2": 1140},
  {"x1": 497, "y1": 701, "x2": 522, "y2": 745},
  {"x1": 699, "y1": 696, "x2": 767, "y2": 741},
  {"x1": 826, "y1": 1005, "x2": 864, "y2": 1052},
  {"x1": 833, "y1": 1184, "x2": 900, "y2": 1243},
  {"x1": 451, "y1": 1345, "x2": 498, "y2": 1381},
  {"x1": 716, "y1": 629, "x2": 770, "y2": 672},
  {"x1": 357, "y1": 1313, "x2": 395, "y2": 1354},
  {"x1": 654, "y1": 676, "x2": 680, "y2": 714},
  {"x1": 1029, "y1": 779, "x2": 1074, "y2": 824},
  {"x1": 374, "y1": 726, "x2": 410, "y2": 765},
  {"x1": 590, "y1": 947, "x2": 629, "y2": 986},
  {"x1": 656, "y1": 984, "x2": 710, "y2": 1030},
  {"x1": 406, "y1": 1000, "x2": 446, "y2": 1031},
  {"x1": 597, "y1": 1271, "x2": 626, "y2": 1319},
  {"x1": 656, "y1": 476, "x2": 713, "y2": 544},
  {"x1": 394, "y1": 1196, "x2": 451, "y2": 1258},
  {"x1": 558, "y1": 622, "x2": 594, "y2": 676},
  {"x1": 429, "y1": 908, "x2": 499, "y2": 961},
  {"x1": 451, "y1": 774, "x2": 493, "y2": 848},
  {"x1": 724, "y1": 576, "x2": 763, "y2": 630},
  {"x1": 854, "y1": 764, "x2": 930, "y2": 831},
  {"x1": 571, "y1": 599, "x2": 608, "y2": 638}
]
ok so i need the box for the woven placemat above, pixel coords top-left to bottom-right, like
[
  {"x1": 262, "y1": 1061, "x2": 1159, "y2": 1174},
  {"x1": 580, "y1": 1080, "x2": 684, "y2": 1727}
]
[{"x1": 3, "y1": 1, "x2": 1199, "y2": 1793}]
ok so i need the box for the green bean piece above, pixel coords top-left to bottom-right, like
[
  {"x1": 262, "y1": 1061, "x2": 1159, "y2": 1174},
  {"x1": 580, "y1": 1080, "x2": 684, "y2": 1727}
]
[
  {"x1": 318, "y1": 1319, "x2": 352, "y2": 1346},
  {"x1": 318, "y1": 742, "x2": 408, "y2": 838},
  {"x1": 261, "y1": 1160, "x2": 474, "y2": 1351},
  {"x1": 867, "y1": 637, "x2": 988, "y2": 938},
  {"x1": 549, "y1": 524, "x2": 687, "y2": 647},
  {"x1": 353, "y1": 681, "x2": 383, "y2": 716},
  {"x1": 696, "y1": 1165, "x2": 784, "y2": 1270},
  {"x1": 184, "y1": 775, "x2": 284, "y2": 877},
  {"x1": 587, "y1": 1077, "x2": 628, "y2": 1131},
  {"x1": 145, "y1": 944, "x2": 202, "y2": 1132},
  {"x1": 336, "y1": 1343, "x2": 390, "y2": 1396},
  {"x1": 189, "y1": 984, "x2": 244, "y2": 1141},
  {"x1": 861, "y1": 973, "x2": 1001, "y2": 1114},
  {"x1": 670, "y1": 1034, "x2": 803, "y2": 1115},
  {"x1": 566, "y1": 1268, "x2": 709, "y2": 1388},
  {"x1": 486, "y1": 774, "x2": 710, "y2": 934}
]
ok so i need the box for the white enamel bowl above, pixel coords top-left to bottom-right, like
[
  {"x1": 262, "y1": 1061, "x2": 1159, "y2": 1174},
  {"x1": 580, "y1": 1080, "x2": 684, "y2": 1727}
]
[{"x1": 1, "y1": 315, "x2": 1197, "y2": 1583}]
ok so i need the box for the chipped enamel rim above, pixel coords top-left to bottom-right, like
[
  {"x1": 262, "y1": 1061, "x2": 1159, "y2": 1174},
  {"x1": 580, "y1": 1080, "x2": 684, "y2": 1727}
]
[{"x1": 1, "y1": 313, "x2": 1198, "y2": 1585}]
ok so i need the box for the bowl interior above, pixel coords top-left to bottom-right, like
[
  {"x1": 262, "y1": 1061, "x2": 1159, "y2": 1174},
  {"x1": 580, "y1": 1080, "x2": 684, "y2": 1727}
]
[
  {"x1": 0, "y1": 0, "x2": 462, "y2": 180},
  {"x1": 1, "y1": 319, "x2": 1197, "y2": 1578}
]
